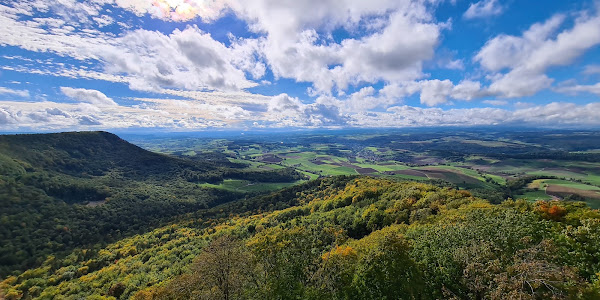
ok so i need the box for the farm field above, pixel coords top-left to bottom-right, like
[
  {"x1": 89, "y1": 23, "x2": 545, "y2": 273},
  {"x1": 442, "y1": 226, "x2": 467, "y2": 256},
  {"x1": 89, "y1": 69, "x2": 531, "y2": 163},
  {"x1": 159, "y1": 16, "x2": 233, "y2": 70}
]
[
  {"x1": 199, "y1": 179, "x2": 305, "y2": 193},
  {"x1": 517, "y1": 178, "x2": 600, "y2": 208},
  {"x1": 125, "y1": 129, "x2": 600, "y2": 206},
  {"x1": 514, "y1": 189, "x2": 554, "y2": 202}
]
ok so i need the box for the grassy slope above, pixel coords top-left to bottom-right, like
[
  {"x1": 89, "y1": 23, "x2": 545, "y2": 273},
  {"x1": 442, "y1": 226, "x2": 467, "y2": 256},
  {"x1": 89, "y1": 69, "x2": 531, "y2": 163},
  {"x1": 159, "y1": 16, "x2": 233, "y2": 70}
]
[{"x1": 199, "y1": 179, "x2": 305, "y2": 193}]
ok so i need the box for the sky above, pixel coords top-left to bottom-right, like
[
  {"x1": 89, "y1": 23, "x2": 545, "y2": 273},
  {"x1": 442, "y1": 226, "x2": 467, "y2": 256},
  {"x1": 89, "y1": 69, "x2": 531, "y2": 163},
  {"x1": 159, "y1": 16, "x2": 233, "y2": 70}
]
[{"x1": 0, "y1": 0, "x2": 600, "y2": 132}]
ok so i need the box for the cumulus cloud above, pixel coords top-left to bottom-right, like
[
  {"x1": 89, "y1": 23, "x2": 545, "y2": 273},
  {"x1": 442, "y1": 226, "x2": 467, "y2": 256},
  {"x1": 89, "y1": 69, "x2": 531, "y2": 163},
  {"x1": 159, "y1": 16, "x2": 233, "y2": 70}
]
[
  {"x1": 487, "y1": 70, "x2": 553, "y2": 98},
  {"x1": 476, "y1": 10, "x2": 600, "y2": 98},
  {"x1": 266, "y1": 94, "x2": 347, "y2": 127},
  {"x1": 0, "y1": 4, "x2": 258, "y2": 92},
  {"x1": 0, "y1": 0, "x2": 469, "y2": 105},
  {"x1": 135, "y1": 97, "x2": 254, "y2": 122},
  {"x1": 344, "y1": 86, "x2": 388, "y2": 112},
  {"x1": 9, "y1": 0, "x2": 114, "y2": 28},
  {"x1": 510, "y1": 102, "x2": 600, "y2": 125},
  {"x1": 554, "y1": 82, "x2": 600, "y2": 96},
  {"x1": 442, "y1": 59, "x2": 465, "y2": 70},
  {"x1": 2, "y1": 96, "x2": 599, "y2": 130},
  {"x1": 0, "y1": 87, "x2": 30, "y2": 98},
  {"x1": 0, "y1": 3, "x2": 113, "y2": 60},
  {"x1": 418, "y1": 80, "x2": 483, "y2": 106},
  {"x1": 102, "y1": 26, "x2": 258, "y2": 91},
  {"x1": 474, "y1": 13, "x2": 561, "y2": 72},
  {"x1": 483, "y1": 100, "x2": 508, "y2": 106},
  {"x1": 0, "y1": 99, "x2": 233, "y2": 130},
  {"x1": 351, "y1": 102, "x2": 600, "y2": 128},
  {"x1": 419, "y1": 80, "x2": 454, "y2": 106},
  {"x1": 60, "y1": 87, "x2": 118, "y2": 106},
  {"x1": 463, "y1": 0, "x2": 504, "y2": 20},
  {"x1": 1, "y1": 0, "x2": 599, "y2": 130},
  {"x1": 159, "y1": 89, "x2": 270, "y2": 107},
  {"x1": 113, "y1": 0, "x2": 229, "y2": 22},
  {"x1": 267, "y1": 94, "x2": 304, "y2": 118},
  {"x1": 2, "y1": 0, "x2": 445, "y2": 97},
  {"x1": 378, "y1": 79, "x2": 483, "y2": 107},
  {"x1": 229, "y1": 0, "x2": 443, "y2": 95},
  {"x1": 583, "y1": 65, "x2": 600, "y2": 75}
]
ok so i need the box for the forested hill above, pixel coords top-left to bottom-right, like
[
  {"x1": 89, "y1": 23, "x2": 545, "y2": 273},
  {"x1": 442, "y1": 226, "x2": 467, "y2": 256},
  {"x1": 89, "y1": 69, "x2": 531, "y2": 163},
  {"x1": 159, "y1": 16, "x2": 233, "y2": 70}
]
[
  {"x1": 0, "y1": 132, "x2": 304, "y2": 277},
  {"x1": 2, "y1": 177, "x2": 600, "y2": 299},
  {"x1": 0, "y1": 131, "x2": 224, "y2": 180}
]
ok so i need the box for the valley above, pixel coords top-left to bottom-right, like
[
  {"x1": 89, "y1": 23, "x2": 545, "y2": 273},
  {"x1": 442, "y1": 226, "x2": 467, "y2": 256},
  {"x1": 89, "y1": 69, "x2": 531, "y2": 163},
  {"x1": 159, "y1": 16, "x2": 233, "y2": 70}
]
[{"x1": 127, "y1": 128, "x2": 600, "y2": 208}]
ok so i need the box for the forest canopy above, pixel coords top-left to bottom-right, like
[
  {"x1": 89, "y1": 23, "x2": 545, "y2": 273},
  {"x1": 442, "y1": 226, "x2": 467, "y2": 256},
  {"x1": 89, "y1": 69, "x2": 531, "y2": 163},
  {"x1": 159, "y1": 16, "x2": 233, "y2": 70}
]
[{"x1": 2, "y1": 177, "x2": 600, "y2": 299}]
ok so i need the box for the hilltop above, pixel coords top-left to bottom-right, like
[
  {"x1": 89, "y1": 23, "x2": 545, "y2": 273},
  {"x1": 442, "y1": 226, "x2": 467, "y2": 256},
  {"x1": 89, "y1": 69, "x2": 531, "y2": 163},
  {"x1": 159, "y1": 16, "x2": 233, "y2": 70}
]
[
  {"x1": 0, "y1": 131, "x2": 305, "y2": 276},
  {"x1": 0, "y1": 131, "x2": 243, "y2": 182}
]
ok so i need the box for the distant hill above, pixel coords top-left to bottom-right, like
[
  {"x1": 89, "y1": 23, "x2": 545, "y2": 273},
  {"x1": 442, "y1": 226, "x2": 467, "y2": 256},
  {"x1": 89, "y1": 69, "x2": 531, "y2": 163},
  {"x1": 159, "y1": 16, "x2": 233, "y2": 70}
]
[
  {"x1": 0, "y1": 131, "x2": 304, "y2": 277},
  {"x1": 0, "y1": 131, "x2": 221, "y2": 180}
]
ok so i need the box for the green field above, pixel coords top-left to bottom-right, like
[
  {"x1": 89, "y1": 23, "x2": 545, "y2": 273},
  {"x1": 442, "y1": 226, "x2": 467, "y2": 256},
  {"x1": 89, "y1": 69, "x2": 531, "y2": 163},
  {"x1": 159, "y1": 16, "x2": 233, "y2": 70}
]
[
  {"x1": 543, "y1": 179, "x2": 600, "y2": 191},
  {"x1": 515, "y1": 189, "x2": 553, "y2": 202},
  {"x1": 199, "y1": 179, "x2": 304, "y2": 193},
  {"x1": 202, "y1": 143, "x2": 600, "y2": 207},
  {"x1": 517, "y1": 178, "x2": 600, "y2": 208},
  {"x1": 127, "y1": 130, "x2": 600, "y2": 208}
]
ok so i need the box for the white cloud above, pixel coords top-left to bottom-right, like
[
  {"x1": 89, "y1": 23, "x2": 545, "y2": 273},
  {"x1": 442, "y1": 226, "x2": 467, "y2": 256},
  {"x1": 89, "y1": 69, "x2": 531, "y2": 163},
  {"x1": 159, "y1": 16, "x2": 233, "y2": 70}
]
[
  {"x1": 101, "y1": 25, "x2": 258, "y2": 91},
  {"x1": 159, "y1": 89, "x2": 270, "y2": 106},
  {"x1": 379, "y1": 79, "x2": 483, "y2": 107},
  {"x1": 267, "y1": 94, "x2": 304, "y2": 118},
  {"x1": 113, "y1": 0, "x2": 229, "y2": 22},
  {"x1": 266, "y1": 93, "x2": 347, "y2": 127},
  {"x1": 0, "y1": 87, "x2": 30, "y2": 98},
  {"x1": 554, "y1": 82, "x2": 600, "y2": 96},
  {"x1": 483, "y1": 100, "x2": 508, "y2": 106},
  {"x1": 463, "y1": 0, "x2": 504, "y2": 20},
  {"x1": 0, "y1": 4, "x2": 258, "y2": 92},
  {"x1": 476, "y1": 10, "x2": 600, "y2": 98},
  {"x1": 229, "y1": 0, "x2": 443, "y2": 95},
  {"x1": 344, "y1": 86, "x2": 389, "y2": 112},
  {"x1": 418, "y1": 79, "x2": 483, "y2": 106},
  {"x1": 0, "y1": 3, "x2": 111, "y2": 60},
  {"x1": 134, "y1": 98, "x2": 253, "y2": 122},
  {"x1": 0, "y1": 100, "x2": 230, "y2": 130},
  {"x1": 60, "y1": 87, "x2": 118, "y2": 106},
  {"x1": 487, "y1": 70, "x2": 553, "y2": 98},
  {"x1": 419, "y1": 79, "x2": 454, "y2": 106},
  {"x1": 475, "y1": 14, "x2": 565, "y2": 72},
  {"x1": 1, "y1": 65, "x2": 127, "y2": 84},
  {"x1": 9, "y1": 0, "x2": 113, "y2": 28},
  {"x1": 2, "y1": 96, "x2": 599, "y2": 130},
  {"x1": 583, "y1": 64, "x2": 600, "y2": 75},
  {"x1": 351, "y1": 102, "x2": 600, "y2": 128},
  {"x1": 0, "y1": 0, "x2": 469, "y2": 106},
  {"x1": 1, "y1": 0, "x2": 599, "y2": 130},
  {"x1": 451, "y1": 80, "x2": 483, "y2": 101},
  {"x1": 510, "y1": 102, "x2": 600, "y2": 125},
  {"x1": 444, "y1": 59, "x2": 465, "y2": 70}
]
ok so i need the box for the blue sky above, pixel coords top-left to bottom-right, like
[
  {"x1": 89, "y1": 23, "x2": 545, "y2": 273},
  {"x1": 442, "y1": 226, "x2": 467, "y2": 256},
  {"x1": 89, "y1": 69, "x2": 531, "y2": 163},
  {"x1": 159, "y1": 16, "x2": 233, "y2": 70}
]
[{"x1": 0, "y1": 0, "x2": 599, "y2": 131}]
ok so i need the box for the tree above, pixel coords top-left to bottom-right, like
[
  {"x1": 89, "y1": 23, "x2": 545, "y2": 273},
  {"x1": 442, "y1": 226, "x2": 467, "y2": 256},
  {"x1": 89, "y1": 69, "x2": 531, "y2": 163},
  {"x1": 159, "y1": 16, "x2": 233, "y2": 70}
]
[
  {"x1": 155, "y1": 236, "x2": 252, "y2": 300},
  {"x1": 491, "y1": 240, "x2": 583, "y2": 299},
  {"x1": 192, "y1": 236, "x2": 251, "y2": 300},
  {"x1": 351, "y1": 230, "x2": 425, "y2": 300}
]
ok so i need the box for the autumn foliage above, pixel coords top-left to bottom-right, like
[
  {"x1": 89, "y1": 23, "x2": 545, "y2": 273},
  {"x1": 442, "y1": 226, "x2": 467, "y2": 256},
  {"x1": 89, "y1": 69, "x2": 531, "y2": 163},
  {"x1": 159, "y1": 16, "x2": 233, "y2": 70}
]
[
  {"x1": 2, "y1": 177, "x2": 600, "y2": 299},
  {"x1": 535, "y1": 201, "x2": 568, "y2": 221}
]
